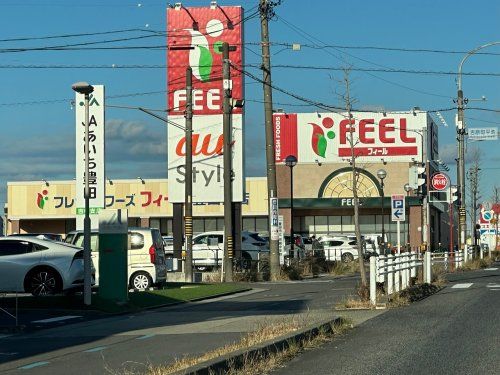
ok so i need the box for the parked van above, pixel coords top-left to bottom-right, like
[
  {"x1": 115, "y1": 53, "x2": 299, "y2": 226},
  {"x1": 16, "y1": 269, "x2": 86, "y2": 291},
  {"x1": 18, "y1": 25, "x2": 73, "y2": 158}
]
[
  {"x1": 191, "y1": 231, "x2": 269, "y2": 270},
  {"x1": 65, "y1": 227, "x2": 166, "y2": 290}
]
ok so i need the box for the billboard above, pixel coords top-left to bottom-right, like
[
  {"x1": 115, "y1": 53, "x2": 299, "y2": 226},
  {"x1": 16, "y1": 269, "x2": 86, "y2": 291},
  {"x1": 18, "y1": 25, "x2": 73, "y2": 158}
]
[
  {"x1": 273, "y1": 112, "x2": 427, "y2": 163},
  {"x1": 167, "y1": 5, "x2": 244, "y2": 202},
  {"x1": 75, "y1": 85, "x2": 105, "y2": 230},
  {"x1": 167, "y1": 114, "x2": 244, "y2": 202}
]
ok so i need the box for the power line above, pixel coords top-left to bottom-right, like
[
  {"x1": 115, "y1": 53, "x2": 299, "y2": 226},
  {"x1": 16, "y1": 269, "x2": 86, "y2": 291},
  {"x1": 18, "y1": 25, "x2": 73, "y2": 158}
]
[{"x1": 275, "y1": 14, "x2": 454, "y2": 99}]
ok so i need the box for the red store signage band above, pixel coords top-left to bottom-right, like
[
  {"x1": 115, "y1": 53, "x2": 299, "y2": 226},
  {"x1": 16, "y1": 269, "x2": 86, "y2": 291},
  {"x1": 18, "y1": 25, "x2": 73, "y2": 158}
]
[{"x1": 273, "y1": 112, "x2": 429, "y2": 163}]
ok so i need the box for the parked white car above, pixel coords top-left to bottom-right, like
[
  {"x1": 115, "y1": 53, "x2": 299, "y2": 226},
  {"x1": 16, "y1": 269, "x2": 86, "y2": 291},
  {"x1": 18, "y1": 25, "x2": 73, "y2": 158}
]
[
  {"x1": 66, "y1": 227, "x2": 166, "y2": 290},
  {"x1": 191, "y1": 231, "x2": 269, "y2": 270},
  {"x1": 318, "y1": 236, "x2": 360, "y2": 262},
  {"x1": 0, "y1": 237, "x2": 90, "y2": 296}
]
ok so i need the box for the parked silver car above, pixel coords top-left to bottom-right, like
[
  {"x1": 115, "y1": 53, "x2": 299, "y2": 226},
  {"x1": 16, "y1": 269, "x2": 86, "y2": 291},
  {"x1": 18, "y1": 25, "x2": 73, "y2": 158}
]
[{"x1": 0, "y1": 237, "x2": 90, "y2": 296}]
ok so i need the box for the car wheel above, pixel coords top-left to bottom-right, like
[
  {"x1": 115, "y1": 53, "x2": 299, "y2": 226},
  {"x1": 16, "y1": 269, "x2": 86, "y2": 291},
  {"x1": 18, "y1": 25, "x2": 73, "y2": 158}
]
[
  {"x1": 27, "y1": 268, "x2": 62, "y2": 296},
  {"x1": 341, "y1": 252, "x2": 354, "y2": 263},
  {"x1": 130, "y1": 272, "x2": 152, "y2": 291}
]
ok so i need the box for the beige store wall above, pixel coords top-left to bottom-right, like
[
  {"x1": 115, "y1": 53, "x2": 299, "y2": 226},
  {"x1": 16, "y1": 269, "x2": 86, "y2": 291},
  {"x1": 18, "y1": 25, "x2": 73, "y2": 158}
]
[
  {"x1": 7, "y1": 177, "x2": 269, "y2": 220},
  {"x1": 277, "y1": 162, "x2": 412, "y2": 199}
]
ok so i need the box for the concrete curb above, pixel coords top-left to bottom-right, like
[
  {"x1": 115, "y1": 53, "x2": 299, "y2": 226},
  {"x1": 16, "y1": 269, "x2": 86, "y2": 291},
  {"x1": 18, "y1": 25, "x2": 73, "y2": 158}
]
[{"x1": 172, "y1": 316, "x2": 343, "y2": 375}]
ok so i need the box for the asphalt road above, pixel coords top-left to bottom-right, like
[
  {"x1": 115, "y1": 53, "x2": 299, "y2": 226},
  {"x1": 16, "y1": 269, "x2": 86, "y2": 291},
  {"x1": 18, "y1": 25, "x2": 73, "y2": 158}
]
[
  {"x1": 0, "y1": 275, "x2": 358, "y2": 374},
  {"x1": 273, "y1": 264, "x2": 500, "y2": 375}
]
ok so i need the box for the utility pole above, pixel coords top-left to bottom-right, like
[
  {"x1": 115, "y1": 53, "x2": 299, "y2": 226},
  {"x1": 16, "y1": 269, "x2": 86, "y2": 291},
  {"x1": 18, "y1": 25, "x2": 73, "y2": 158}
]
[
  {"x1": 222, "y1": 42, "x2": 234, "y2": 282},
  {"x1": 260, "y1": 0, "x2": 280, "y2": 280},
  {"x1": 184, "y1": 67, "x2": 193, "y2": 282},
  {"x1": 457, "y1": 88, "x2": 466, "y2": 251}
]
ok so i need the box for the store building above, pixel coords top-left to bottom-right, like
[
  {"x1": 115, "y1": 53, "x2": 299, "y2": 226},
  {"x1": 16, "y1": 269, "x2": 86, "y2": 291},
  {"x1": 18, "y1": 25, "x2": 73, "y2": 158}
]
[
  {"x1": 5, "y1": 177, "x2": 269, "y2": 237},
  {"x1": 274, "y1": 110, "x2": 456, "y2": 250}
]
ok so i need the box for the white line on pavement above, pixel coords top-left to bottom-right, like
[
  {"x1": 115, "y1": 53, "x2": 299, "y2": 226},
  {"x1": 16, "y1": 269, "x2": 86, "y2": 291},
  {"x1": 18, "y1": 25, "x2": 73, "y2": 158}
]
[
  {"x1": 490, "y1": 289, "x2": 500, "y2": 291},
  {"x1": 84, "y1": 346, "x2": 107, "y2": 353},
  {"x1": 451, "y1": 283, "x2": 474, "y2": 289},
  {"x1": 486, "y1": 284, "x2": 500, "y2": 288},
  {"x1": 484, "y1": 268, "x2": 498, "y2": 271},
  {"x1": 18, "y1": 361, "x2": 49, "y2": 370},
  {"x1": 32, "y1": 315, "x2": 82, "y2": 324},
  {"x1": 136, "y1": 334, "x2": 156, "y2": 340}
]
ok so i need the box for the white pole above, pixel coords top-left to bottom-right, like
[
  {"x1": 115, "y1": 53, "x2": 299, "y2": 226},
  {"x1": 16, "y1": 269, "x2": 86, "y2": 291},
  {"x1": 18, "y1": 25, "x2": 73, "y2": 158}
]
[
  {"x1": 410, "y1": 253, "x2": 416, "y2": 279},
  {"x1": 377, "y1": 257, "x2": 385, "y2": 283},
  {"x1": 387, "y1": 254, "x2": 394, "y2": 295},
  {"x1": 395, "y1": 255, "x2": 401, "y2": 292},
  {"x1": 425, "y1": 251, "x2": 432, "y2": 284},
  {"x1": 370, "y1": 256, "x2": 377, "y2": 305},
  {"x1": 397, "y1": 220, "x2": 401, "y2": 254}
]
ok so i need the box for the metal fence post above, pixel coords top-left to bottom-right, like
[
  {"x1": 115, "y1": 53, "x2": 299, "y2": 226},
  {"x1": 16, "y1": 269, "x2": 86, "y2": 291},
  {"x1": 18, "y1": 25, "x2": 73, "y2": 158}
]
[
  {"x1": 377, "y1": 256, "x2": 385, "y2": 283},
  {"x1": 370, "y1": 256, "x2": 377, "y2": 305},
  {"x1": 394, "y1": 255, "x2": 401, "y2": 292},
  {"x1": 425, "y1": 251, "x2": 432, "y2": 284},
  {"x1": 387, "y1": 254, "x2": 394, "y2": 295},
  {"x1": 410, "y1": 253, "x2": 416, "y2": 279}
]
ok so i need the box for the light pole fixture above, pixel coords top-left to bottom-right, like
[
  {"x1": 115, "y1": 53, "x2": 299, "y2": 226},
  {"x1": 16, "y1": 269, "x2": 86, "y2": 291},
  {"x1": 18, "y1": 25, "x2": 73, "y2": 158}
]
[
  {"x1": 457, "y1": 41, "x2": 500, "y2": 252},
  {"x1": 72, "y1": 81, "x2": 94, "y2": 306},
  {"x1": 377, "y1": 169, "x2": 387, "y2": 254},
  {"x1": 285, "y1": 155, "x2": 297, "y2": 261}
]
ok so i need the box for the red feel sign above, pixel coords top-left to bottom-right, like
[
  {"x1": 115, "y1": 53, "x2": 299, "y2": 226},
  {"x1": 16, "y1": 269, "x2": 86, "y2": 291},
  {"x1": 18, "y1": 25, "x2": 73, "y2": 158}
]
[
  {"x1": 431, "y1": 173, "x2": 449, "y2": 191},
  {"x1": 167, "y1": 6, "x2": 243, "y2": 115}
]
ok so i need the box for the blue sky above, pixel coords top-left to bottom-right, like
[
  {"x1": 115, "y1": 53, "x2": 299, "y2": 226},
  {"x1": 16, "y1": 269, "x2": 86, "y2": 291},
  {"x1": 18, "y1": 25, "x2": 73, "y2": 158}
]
[{"x1": 0, "y1": 0, "x2": 499, "y2": 212}]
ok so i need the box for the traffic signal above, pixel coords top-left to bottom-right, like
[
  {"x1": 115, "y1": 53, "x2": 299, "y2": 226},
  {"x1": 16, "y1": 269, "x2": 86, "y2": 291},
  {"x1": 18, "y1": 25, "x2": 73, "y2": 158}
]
[
  {"x1": 409, "y1": 164, "x2": 426, "y2": 191},
  {"x1": 450, "y1": 186, "x2": 459, "y2": 203}
]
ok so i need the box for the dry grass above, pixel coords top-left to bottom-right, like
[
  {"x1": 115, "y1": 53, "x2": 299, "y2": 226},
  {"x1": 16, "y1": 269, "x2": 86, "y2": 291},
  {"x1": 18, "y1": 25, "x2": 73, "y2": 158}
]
[
  {"x1": 203, "y1": 271, "x2": 222, "y2": 283},
  {"x1": 147, "y1": 316, "x2": 309, "y2": 375},
  {"x1": 328, "y1": 260, "x2": 360, "y2": 276},
  {"x1": 223, "y1": 319, "x2": 352, "y2": 375},
  {"x1": 431, "y1": 264, "x2": 447, "y2": 286},
  {"x1": 335, "y1": 296, "x2": 374, "y2": 310},
  {"x1": 387, "y1": 293, "x2": 410, "y2": 308},
  {"x1": 459, "y1": 257, "x2": 493, "y2": 271}
]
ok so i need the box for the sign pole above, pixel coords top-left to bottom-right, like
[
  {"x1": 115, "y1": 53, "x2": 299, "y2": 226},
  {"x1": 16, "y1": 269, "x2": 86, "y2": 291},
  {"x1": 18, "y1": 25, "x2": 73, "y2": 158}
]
[{"x1": 397, "y1": 220, "x2": 401, "y2": 254}]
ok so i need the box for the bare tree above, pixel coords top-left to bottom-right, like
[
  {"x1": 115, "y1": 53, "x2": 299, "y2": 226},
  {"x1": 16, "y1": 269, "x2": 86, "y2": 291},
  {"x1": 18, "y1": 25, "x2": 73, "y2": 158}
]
[{"x1": 337, "y1": 68, "x2": 368, "y2": 290}]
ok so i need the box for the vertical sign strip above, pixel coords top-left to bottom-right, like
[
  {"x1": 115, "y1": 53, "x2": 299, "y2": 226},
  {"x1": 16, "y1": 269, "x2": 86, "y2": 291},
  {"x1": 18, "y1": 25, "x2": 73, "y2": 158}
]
[
  {"x1": 75, "y1": 85, "x2": 105, "y2": 230},
  {"x1": 273, "y1": 113, "x2": 298, "y2": 163}
]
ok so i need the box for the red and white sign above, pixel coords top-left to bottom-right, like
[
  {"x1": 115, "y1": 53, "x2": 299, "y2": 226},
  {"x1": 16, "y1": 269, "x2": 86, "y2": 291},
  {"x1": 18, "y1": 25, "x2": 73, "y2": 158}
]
[
  {"x1": 166, "y1": 6, "x2": 245, "y2": 203},
  {"x1": 167, "y1": 6, "x2": 244, "y2": 116},
  {"x1": 431, "y1": 173, "x2": 449, "y2": 191},
  {"x1": 273, "y1": 112, "x2": 427, "y2": 163}
]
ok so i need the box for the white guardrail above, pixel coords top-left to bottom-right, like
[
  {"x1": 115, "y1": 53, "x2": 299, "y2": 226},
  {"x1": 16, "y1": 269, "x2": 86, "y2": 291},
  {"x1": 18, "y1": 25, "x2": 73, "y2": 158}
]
[{"x1": 370, "y1": 249, "x2": 468, "y2": 305}]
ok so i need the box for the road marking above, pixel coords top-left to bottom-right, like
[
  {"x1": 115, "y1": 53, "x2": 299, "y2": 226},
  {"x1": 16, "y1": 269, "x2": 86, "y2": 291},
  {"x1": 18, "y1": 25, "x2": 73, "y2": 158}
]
[
  {"x1": 32, "y1": 315, "x2": 82, "y2": 324},
  {"x1": 451, "y1": 283, "x2": 473, "y2": 289},
  {"x1": 84, "y1": 346, "x2": 107, "y2": 353},
  {"x1": 486, "y1": 284, "x2": 500, "y2": 288},
  {"x1": 484, "y1": 268, "x2": 498, "y2": 271},
  {"x1": 0, "y1": 352, "x2": 18, "y2": 356},
  {"x1": 136, "y1": 334, "x2": 156, "y2": 340},
  {"x1": 0, "y1": 334, "x2": 12, "y2": 339},
  {"x1": 490, "y1": 289, "x2": 500, "y2": 291},
  {"x1": 18, "y1": 361, "x2": 49, "y2": 370}
]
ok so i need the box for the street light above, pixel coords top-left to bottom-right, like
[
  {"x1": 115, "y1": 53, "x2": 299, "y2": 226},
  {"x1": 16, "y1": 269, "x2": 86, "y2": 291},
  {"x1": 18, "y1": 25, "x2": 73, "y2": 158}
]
[
  {"x1": 457, "y1": 41, "x2": 500, "y2": 252},
  {"x1": 377, "y1": 169, "x2": 387, "y2": 254},
  {"x1": 72, "y1": 81, "x2": 94, "y2": 306},
  {"x1": 285, "y1": 155, "x2": 297, "y2": 261}
]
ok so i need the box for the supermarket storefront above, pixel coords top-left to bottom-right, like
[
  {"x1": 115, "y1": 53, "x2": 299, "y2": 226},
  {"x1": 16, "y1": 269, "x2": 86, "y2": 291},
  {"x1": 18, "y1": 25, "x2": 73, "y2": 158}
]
[
  {"x1": 6, "y1": 177, "x2": 269, "y2": 237},
  {"x1": 274, "y1": 110, "x2": 453, "y2": 250}
]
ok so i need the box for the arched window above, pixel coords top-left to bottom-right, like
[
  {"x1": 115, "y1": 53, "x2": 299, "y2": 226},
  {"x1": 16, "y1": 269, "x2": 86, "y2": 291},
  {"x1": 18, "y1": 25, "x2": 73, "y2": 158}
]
[{"x1": 318, "y1": 168, "x2": 382, "y2": 198}]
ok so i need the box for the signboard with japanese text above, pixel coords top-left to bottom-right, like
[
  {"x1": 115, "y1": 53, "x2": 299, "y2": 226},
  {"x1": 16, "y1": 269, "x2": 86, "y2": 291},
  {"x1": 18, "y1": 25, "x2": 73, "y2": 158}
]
[
  {"x1": 6, "y1": 178, "x2": 268, "y2": 221},
  {"x1": 468, "y1": 127, "x2": 498, "y2": 141},
  {"x1": 273, "y1": 111, "x2": 428, "y2": 164},
  {"x1": 167, "y1": 114, "x2": 244, "y2": 203},
  {"x1": 270, "y1": 197, "x2": 279, "y2": 240},
  {"x1": 167, "y1": 5, "x2": 245, "y2": 203},
  {"x1": 391, "y1": 194, "x2": 405, "y2": 222},
  {"x1": 75, "y1": 85, "x2": 105, "y2": 230},
  {"x1": 431, "y1": 173, "x2": 449, "y2": 191}
]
